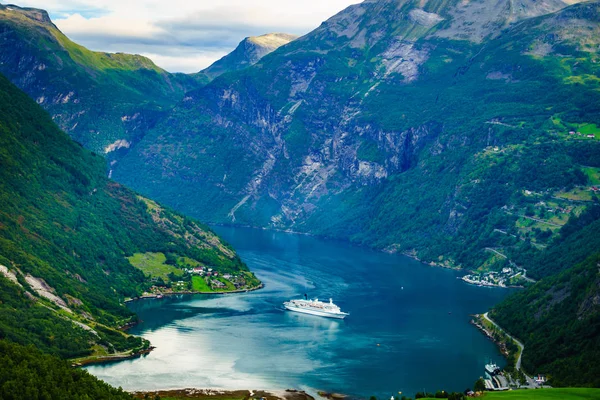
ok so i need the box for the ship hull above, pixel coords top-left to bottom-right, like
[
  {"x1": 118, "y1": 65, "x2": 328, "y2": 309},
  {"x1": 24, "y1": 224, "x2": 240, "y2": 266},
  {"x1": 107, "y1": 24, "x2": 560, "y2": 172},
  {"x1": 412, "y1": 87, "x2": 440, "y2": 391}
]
[{"x1": 284, "y1": 304, "x2": 348, "y2": 319}]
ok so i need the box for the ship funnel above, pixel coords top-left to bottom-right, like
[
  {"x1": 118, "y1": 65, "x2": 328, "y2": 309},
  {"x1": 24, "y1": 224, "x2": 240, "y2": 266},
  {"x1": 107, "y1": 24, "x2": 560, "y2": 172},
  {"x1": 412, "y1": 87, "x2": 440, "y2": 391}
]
[{"x1": 330, "y1": 298, "x2": 333, "y2": 304}]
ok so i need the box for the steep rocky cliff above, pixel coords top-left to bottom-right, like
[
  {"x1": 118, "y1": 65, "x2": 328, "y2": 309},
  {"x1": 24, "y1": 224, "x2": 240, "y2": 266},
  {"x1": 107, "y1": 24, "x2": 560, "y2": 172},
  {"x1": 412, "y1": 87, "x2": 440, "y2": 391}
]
[{"x1": 113, "y1": 0, "x2": 599, "y2": 272}]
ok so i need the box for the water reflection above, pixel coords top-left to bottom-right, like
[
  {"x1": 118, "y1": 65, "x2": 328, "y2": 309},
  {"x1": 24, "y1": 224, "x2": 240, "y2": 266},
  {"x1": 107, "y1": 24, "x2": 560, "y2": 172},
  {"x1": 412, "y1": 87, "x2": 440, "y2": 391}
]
[{"x1": 87, "y1": 227, "x2": 512, "y2": 398}]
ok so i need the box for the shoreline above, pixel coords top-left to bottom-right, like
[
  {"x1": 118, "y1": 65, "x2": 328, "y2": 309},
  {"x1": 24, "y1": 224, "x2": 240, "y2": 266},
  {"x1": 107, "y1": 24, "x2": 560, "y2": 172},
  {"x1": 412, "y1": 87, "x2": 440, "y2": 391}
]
[
  {"x1": 470, "y1": 316, "x2": 511, "y2": 360},
  {"x1": 130, "y1": 388, "x2": 316, "y2": 400},
  {"x1": 215, "y1": 223, "x2": 466, "y2": 273},
  {"x1": 124, "y1": 283, "x2": 264, "y2": 303},
  {"x1": 74, "y1": 283, "x2": 264, "y2": 367},
  {"x1": 401, "y1": 251, "x2": 462, "y2": 271},
  {"x1": 72, "y1": 346, "x2": 156, "y2": 367},
  {"x1": 460, "y1": 276, "x2": 524, "y2": 289}
]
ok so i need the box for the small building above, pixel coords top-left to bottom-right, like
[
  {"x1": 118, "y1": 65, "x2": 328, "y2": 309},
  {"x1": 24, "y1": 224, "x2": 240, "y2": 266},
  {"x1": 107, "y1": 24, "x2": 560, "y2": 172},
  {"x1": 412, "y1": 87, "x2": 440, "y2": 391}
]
[{"x1": 211, "y1": 279, "x2": 226, "y2": 289}]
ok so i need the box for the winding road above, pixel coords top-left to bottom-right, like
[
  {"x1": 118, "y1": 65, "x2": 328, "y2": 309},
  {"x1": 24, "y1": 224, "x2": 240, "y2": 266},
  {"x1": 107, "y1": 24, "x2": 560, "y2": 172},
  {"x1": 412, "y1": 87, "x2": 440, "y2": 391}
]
[
  {"x1": 483, "y1": 313, "x2": 549, "y2": 389},
  {"x1": 483, "y1": 312, "x2": 524, "y2": 370}
]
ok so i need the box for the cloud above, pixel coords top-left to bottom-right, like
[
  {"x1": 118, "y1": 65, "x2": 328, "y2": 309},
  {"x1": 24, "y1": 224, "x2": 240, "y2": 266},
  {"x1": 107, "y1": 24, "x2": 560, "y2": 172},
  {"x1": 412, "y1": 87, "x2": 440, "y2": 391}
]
[
  {"x1": 58, "y1": 13, "x2": 166, "y2": 39},
  {"x1": 17, "y1": 0, "x2": 359, "y2": 73},
  {"x1": 142, "y1": 50, "x2": 231, "y2": 74}
]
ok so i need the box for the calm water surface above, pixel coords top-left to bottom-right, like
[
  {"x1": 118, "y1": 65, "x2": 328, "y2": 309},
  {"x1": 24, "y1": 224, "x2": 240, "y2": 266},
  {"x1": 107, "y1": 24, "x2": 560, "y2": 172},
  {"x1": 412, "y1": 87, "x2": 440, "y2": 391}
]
[{"x1": 87, "y1": 227, "x2": 512, "y2": 398}]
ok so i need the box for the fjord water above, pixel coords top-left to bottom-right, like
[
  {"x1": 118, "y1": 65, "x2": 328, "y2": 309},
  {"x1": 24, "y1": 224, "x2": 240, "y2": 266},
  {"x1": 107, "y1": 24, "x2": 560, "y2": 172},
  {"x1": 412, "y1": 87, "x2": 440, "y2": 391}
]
[{"x1": 87, "y1": 227, "x2": 510, "y2": 398}]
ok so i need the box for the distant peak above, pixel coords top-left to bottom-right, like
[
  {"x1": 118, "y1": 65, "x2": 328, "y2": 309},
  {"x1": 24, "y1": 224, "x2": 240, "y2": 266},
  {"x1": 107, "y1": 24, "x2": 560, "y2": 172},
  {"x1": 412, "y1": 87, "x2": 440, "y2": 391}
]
[
  {"x1": 247, "y1": 33, "x2": 299, "y2": 48},
  {"x1": 201, "y1": 32, "x2": 298, "y2": 80}
]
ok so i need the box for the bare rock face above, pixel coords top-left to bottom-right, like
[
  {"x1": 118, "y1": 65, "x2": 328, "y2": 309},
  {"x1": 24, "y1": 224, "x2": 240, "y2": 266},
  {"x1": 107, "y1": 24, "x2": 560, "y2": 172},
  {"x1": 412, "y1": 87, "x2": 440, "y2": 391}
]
[
  {"x1": 0, "y1": 4, "x2": 52, "y2": 24},
  {"x1": 24, "y1": 274, "x2": 72, "y2": 313},
  {"x1": 112, "y1": 0, "x2": 591, "y2": 236},
  {"x1": 433, "y1": 0, "x2": 572, "y2": 42}
]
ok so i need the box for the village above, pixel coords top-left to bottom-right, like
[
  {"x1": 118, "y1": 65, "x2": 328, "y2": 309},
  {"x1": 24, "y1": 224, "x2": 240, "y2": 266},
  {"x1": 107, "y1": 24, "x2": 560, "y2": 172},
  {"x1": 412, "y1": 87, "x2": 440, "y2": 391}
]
[
  {"x1": 136, "y1": 266, "x2": 260, "y2": 300},
  {"x1": 185, "y1": 265, "x2": 250, "y2": 290},
  {"x1": 461, "y1": 265, "x2": 529, "y2": 288}
]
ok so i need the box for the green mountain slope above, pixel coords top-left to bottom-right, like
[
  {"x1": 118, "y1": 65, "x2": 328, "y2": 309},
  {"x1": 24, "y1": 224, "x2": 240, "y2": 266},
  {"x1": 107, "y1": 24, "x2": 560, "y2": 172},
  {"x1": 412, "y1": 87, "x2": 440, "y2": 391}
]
[
  {"x1": 0, "y1": 71, "x2": 253, "y2": 359},
  {"x1": 113, "y1": 0, "x2": 598, "y2": 276},
  {"x1": 0, "y1": 4, "x2": 203, "y2": 161},
  {"x1": 201, "y1": 33, "x2": 298, "y2": 80},
  {"x1": 491, "y1": 247, "x2": 600, "y2": 387}
]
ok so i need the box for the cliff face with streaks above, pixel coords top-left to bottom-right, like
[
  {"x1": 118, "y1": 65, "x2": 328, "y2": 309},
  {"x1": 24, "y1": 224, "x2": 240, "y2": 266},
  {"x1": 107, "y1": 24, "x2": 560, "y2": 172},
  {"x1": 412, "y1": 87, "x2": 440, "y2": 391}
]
[{"x1": 113, "y1": 0, "x2": 599, "y2": 271}]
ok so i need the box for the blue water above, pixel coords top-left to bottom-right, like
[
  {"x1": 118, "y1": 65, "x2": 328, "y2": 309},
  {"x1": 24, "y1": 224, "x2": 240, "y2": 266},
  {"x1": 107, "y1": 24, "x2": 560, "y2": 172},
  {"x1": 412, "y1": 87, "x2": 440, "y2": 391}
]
[{"x1": 86, "y1": 227, "x2": 511, "y2": 398}]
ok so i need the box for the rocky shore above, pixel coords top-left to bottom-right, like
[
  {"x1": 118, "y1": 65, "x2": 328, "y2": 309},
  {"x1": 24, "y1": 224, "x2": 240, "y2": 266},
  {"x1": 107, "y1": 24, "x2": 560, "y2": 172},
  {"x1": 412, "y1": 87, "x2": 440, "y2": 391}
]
[
  {"x1": 131, "y1": 388, "x2": 314, "y2": 400},
  {"x1": 124, "y1": 283, "x2": 265, "y2": 303}
]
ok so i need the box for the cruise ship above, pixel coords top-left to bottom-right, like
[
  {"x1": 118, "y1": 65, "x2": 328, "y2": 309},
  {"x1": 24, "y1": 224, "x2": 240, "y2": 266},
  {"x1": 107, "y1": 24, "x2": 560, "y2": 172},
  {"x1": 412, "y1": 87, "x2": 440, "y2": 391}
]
[{"x1": 283, "y1": 298, "x2": 349, "y2": 319}]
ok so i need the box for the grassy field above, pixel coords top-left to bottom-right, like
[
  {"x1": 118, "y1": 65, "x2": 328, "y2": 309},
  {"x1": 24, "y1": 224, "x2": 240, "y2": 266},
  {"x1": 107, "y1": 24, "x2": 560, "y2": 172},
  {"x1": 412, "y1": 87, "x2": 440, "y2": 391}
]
[
  {"x1": 577, "y1": 123, "x2": 600, "y2": 139},
  {"x1": 421, "y1": 388, "x2": 600, "y2": 400},
  {"x1": 191, "y1": 276, "x2": 213, "y2": 292},
  {"x1": 218, "y1": 277, "x2": 237, "y2": 291},
  {"x1": 178, "y1": 256, "x2": 204, "y2": 268},
  {"x1": 127, "y1": 252, "x2": 183, "y2": 280},
  {"x1": 483, "y1": 388, "x2": 600, "y2": 399},
  {"x1": 582, "y1": 166, "x2": 600, "y2": 186},
  {"x1": 554, "y1": 188, "x2": 594, "y2": 202}
]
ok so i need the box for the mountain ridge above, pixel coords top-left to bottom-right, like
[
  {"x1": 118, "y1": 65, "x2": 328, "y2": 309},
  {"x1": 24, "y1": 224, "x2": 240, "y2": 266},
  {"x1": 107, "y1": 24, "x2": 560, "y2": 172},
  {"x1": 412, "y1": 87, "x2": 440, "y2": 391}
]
[
  {"x1": 2, "y1": 0, "x2": 600, "y2": 387},
  {"x1": 201, "y1": 33, "x2": 298, "y2": 80},
  {"x1": 114, "y1": 0, "x2": 600, "y2": 267},
  {"x1": 0, "y1": 3, "x2": 204, "y2": 161},
  {"x1": 0, "y1": 70, "x2": 253, "y2": 360}
]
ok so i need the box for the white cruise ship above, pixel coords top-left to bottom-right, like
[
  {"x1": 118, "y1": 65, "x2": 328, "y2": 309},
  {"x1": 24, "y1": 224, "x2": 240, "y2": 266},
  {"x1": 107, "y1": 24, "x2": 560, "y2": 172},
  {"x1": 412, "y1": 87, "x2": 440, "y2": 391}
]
[{"x1": 283, "y1": 298, "x2": 349, "y2": 319}]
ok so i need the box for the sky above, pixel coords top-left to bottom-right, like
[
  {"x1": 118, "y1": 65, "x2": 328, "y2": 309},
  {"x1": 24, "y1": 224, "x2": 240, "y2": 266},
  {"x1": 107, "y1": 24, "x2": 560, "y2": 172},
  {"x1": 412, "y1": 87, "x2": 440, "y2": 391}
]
[{"x1": 17, "y1": 0, "x2": 359, "y2": 73}]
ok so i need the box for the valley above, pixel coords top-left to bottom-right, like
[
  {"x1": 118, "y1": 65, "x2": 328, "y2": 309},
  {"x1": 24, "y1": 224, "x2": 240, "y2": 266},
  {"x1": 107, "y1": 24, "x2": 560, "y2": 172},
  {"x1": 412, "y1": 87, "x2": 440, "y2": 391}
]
[{"x1": 0, "y1": 0, "x2": 598, "y2": 398}]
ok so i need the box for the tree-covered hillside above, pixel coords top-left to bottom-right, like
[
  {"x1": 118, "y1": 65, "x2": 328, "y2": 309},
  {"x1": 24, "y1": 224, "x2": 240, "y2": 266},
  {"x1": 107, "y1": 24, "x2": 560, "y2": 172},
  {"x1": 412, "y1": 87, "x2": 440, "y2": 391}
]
[
  {"x1": 0, "y1": 339, "x2": 133, "y2": 399},
  {"x1": 491, "y1": 249, "x2": 600, "y2": 387},
  {"x1": 0, "y1": 72, "x2": 253, "y2": 359},
  {"x1": 0, "y1": 4, "x2": 203, "y2": 160}
]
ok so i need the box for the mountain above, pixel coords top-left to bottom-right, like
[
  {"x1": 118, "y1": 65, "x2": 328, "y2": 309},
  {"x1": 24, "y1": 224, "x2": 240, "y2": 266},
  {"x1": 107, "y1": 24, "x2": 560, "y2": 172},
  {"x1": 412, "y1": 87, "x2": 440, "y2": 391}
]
[
  {"x1": 491, "y1": 246, "x2": 600, "y2": 387},
  {"x1": 1, "y1": 0, "x2": 599, "y2": 391},
  {"x1": 112, "y1": 0, "x2": 599, "y2": 275},
  {"x1": 0, "y1": 71, "x2": 253, "y2": 360},
  {"x1": 488, "y1": 205, "x2": 600, "y2": 386},
  {"x1": 201, "y1": 33, "x2": 298, "y2": 80},
  {"x1": 0, "y1": 3, "x2": 204, "y2": 161}
]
